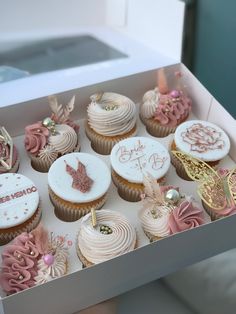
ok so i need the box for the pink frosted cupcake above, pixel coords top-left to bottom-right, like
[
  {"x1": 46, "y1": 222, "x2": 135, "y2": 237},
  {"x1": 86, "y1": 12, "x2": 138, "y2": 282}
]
[
  {"x1": 0, "y1": 127, "x2": 20, "y2": 174},
  {"x1": 0, "y1": 225, "x2": 70, "y2": 295},
  {"x1": 139, "y1": 174, "x2": 205, "y2": 242},
  {"x1": 24, "y1": 95, "x2": 80, "y2": 172},
  {"x1": 140, "y1": 69, "x2": 191, "y2": 137}
]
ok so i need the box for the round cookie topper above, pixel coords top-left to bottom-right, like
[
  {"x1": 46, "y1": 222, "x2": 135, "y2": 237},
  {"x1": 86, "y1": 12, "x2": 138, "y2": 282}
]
[
  {"x1": 48, "y1": 152, "x2": 111, "y2": 203},
  {"x1": 174, "y1": 120, "x2": 230, "y2": 161},
  {"x1": 110, "y1": 137, "x2": 170, "y2": 183},
  {"x1": 0, "y1": 173, "x2": 39, "y2": 229}
]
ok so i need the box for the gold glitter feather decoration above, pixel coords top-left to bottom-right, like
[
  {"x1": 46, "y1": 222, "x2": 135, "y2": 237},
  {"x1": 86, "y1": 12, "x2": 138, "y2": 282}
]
[{"x1": 172, "y1": 150, "x2": 236, "y2": 210}]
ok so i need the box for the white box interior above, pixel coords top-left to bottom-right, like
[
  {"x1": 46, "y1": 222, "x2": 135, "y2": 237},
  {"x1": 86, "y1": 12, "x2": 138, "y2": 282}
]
[{"x1": 1, "y1": 63, "x2": 236, "y2": 314}]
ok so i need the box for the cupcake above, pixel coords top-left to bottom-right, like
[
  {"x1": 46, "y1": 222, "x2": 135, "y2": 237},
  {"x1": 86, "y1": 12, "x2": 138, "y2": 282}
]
[
  {"x1": 24, "y1": 95, "x2": 80, "y2": 172},
  {"x1": 0, "y1": 225, "x2": 70, "y2": 295},
  {"x1": 0, "y1": 173, "x2": 41, "y2": 245},
  {"x1": 110, "y1": 136, "x2": 170, "y2": 202},
  {"x1": 171, "y1": 120, "x2": 230, "y2": 180},
  {"x1": 140, "y1": 69, "x2": 191, "y2": 137},
  {"x1": 48, "y1": 152, "x2": 111, "y2": 222},
  {"x1": 76, "y1": 209, "x2": 136, "y2": 267},
  {"x1": 139, "y1": 173, "x2": 205, "y2": 242},
  {"x1": 0, "y1": 126, "x2": 20, "y2": 174},
  {"x1": 85, "y1": 92, "x2": 137, "y2": 155},
  {"x1": 171, "y1": 151, "x2": 236, "y2": 221}
]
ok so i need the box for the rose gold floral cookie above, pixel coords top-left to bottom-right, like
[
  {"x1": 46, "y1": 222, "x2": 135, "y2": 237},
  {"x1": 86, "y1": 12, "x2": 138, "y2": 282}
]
[{"x1": 170, "y1": 120, "x2": 230, "y2": 180}]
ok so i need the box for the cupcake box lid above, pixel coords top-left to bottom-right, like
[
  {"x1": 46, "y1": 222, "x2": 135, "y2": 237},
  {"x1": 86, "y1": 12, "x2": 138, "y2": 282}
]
[
  {"x1": 110, "y1": 137, "x2": 170, "y2": 183},
  {"x1": 0, "y1": 173, "x2": 39, "y2": 229},
  {"x1": 48, "y1": 152, "x2": 111, "y2": 203},
  {"x1": 174, "y1": 120, "x2": 230, "y2": 161}
]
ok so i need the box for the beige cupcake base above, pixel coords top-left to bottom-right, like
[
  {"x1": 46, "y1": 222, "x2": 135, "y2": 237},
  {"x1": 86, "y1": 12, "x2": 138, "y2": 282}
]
[
  {"x1": 112, "y1": 170, "x2": 166, "y2": 202},
  {"x1": 49, "y1": 187, "x2": 107, "y2": 222},
  {"x1": 0, "y1": 207, "x2": 42, "y2": 246},
  {"x1": 140, "y1": 115, "x2": 177, "y2": 138},
  {"x1": 85, "y1": 121, "x2": 137, "y2": 155},
  {"x1": 29, "y1": 142, "x2": 81, "y2": 173}
]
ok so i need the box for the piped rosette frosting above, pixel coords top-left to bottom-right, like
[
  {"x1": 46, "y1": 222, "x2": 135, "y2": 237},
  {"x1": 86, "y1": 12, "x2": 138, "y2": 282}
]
[
  {"x1": 24, "y1": 95, "x2": 79, "y2": 170},
  {"x1": 0, "y1": 225, "x2": 70, "y2": 295},
  {"x1": 139, "y1": 174, "x2": 205, "y2": 240},
  {"x1": 87, "y1": 92, "x2": 137, "y2": 136},
  {"x1": 140, "y1": 70, "x2": 191, "y2": 128},
  {"x1": 77, "y1": 210, "x2": 136, "y2": 264}
]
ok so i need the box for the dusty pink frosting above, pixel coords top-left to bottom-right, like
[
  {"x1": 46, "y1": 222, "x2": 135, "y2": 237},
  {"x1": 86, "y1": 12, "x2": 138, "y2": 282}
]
[
  {"x1": 0, "y1": 233, "x2": 40, "y2": 294},
  {"x1": 24, "y1": 122, "x2": 49, "y2": 155},
  {"x1": 154, "y1": 90, "x2": 191, "y2": 127},
  {"x1": 168, "y1": 200, "x2": 205, "y2": 233},
  {"x1": 0, "y1": 144, "x2": 18, "y2": 173}
]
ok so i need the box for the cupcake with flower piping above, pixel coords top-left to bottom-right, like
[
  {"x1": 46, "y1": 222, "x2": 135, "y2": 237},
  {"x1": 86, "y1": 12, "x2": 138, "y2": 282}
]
[
  {"x1": 0, "y1": 225, "x2": 70, "y2": 295},
  {"x1": 139, "y1": 173, "x2": 205, "y2": 242},
  {"x1": 24, "y1": 95, "x2": 80, "y2": 172},
  {"x1": 77, "y1": 210, "x2": 136, "y2": 267},
  {"x1": 85, "y1": 92, "x2": 137, "y2": 155},
  {"x1": 0, "y1": 127, "x2": 20, "y2": 174},
  {"x1": 140, "y1": 69, "x2": 192, "y2": 137}
]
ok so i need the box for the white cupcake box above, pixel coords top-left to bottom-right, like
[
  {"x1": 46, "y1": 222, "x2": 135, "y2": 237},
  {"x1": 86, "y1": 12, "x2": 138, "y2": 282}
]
[{"x1": 0, "y1": 61, "x2": 236, "y2": 314}]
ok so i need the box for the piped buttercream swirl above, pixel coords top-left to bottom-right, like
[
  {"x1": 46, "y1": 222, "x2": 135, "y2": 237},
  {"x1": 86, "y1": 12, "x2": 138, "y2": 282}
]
[
  {"x1": 78, "y1": 210, "x2": 136, "y2": 264},
  {"x1": 48, "y1": 124, "x2": 77, "y2": 155},
  {"x1": 140, "y1": 88, "x2": 159, "y2": 119},
  {"x1": 87, "y1": 92, "x2": 137, "y2": 136}
]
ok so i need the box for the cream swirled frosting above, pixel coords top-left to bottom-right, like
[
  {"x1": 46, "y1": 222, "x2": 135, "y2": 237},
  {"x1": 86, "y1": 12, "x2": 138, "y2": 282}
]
[
  {"x1": 87, "y1": 92, "x2": 137, "y2": 136},
  {"x1": 140, "y1": 88, "x2": 160, "y2": 119},
  {"x1": 77, "y1": 210, "x2": 136, "y2": 264}
]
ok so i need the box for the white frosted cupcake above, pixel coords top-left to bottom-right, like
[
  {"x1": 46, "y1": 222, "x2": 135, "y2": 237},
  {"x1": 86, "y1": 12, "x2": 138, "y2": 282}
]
[
  {"x1": 25, "y1": 95, "x2": 80, "y2": 172},
  {"x1": 77, "y1": 210, "x2": 137, "y2": 267},
  {"x1": 110, "y1": 136, "x2": 170, "y2": 202},
  {"x1": 85, "y1": 92, "x2": 137, "y2": 155},
  {"x1": 0, "y1": 173, "x2": 41, "y2": 245},
  {"x1": 171, "y1": 120, "x2": 230, "y2": 180},
  {"x1": 139, "y1": 174, "x2": 205, "y2": 242},
  {"x1": 48, "y1": 152, "x2": 111, "y2": 222}
]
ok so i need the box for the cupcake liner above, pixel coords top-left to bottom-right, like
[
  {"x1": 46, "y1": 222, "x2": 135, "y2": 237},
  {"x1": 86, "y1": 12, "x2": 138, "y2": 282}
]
[
  {"x1": 29, "y1": 142, "x2": 81, "y2": 173},
  {"x1": 85, "y1": 121, "x2": 137, "y2": 155},
  {"x1": 76, "y1": 239, "x2": 138, "y2": 268},
  {"x1": 0, "y1": 207, "x2": 42, "y2": 246},
  {"x1": 112, "y1": 170, "x2": 166, "y2": 202},
  {"x1": 49, "y1": 187, "x2": 107, "y2": 222},
  {"x1": 141, "y1": 116, "x2": 177, "y2": 138}
]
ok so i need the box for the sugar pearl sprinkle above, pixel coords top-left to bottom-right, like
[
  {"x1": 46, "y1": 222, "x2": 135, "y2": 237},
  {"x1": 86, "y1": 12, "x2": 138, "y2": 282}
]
[{"x1": 100, "y1": 225, "x2": 113, "y2": 235}]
